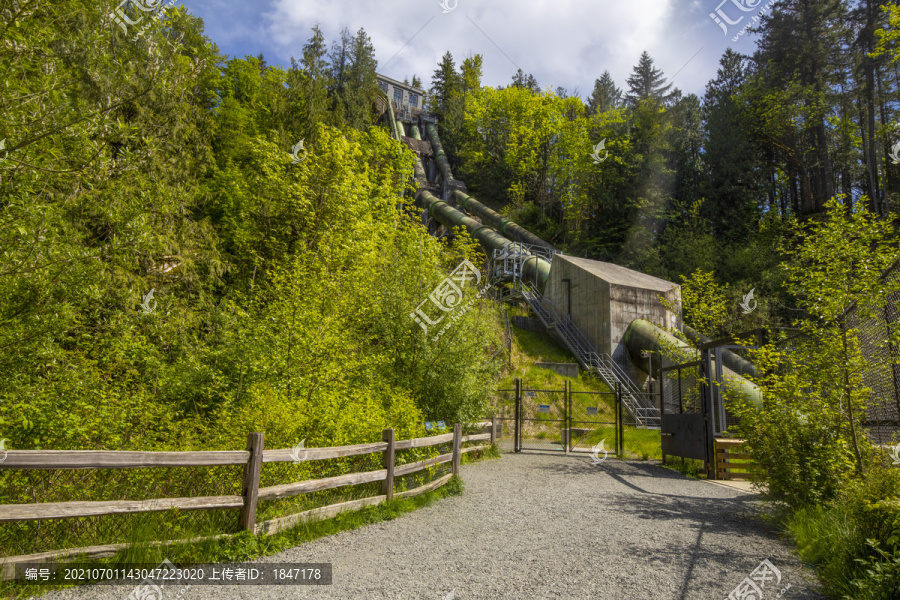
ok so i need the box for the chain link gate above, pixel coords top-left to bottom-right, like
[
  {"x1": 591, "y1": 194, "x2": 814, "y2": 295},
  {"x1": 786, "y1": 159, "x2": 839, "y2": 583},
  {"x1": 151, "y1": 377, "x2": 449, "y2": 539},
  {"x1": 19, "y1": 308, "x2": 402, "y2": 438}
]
[
  {"x1": 660, "y1": 360, "x2": 708, "y2": 467},
  {"x1": 517, "y1": 379, "x2": 568, "y2": 452},
  {"x1": 659, "y1": 330, "x2": 764, "y2": 477},
  {"x1": 569, "y1": 387, "x2": 622, "y2": 457},
  {"x1": 490, "y1": 379, "x2": 621, "y2": 456},
  {"x1": 492, "y1": 386, "x2": 516, "y2": 453}
]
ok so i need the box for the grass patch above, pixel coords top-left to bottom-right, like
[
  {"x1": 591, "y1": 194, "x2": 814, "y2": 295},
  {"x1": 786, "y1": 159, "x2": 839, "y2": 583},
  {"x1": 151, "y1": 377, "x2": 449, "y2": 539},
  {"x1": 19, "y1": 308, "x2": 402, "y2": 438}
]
[
  {"x1": 510, "y1": 327, "x2": 574, "y2": 364},
  {"x1": 662, "y1": 455, "x2": 706, "y2": 478},
  {"x1": 622, "y1": 427, "x2": 662, "y2": 461}
]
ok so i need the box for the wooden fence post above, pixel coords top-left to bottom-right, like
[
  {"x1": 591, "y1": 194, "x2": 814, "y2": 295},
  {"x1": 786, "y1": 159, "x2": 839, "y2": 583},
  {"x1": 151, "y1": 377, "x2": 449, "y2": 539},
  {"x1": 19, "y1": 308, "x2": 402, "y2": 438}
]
[
  {"x1": 452, "y1": 423, "x2": 462, "y2": 476},
  {"x1": 381, "y1": 428, "x2": 395, "y2": 501},
  {"x1": 239, "y1": 432, "x2": 264, "y2": 532},
  {"x1": 564, "y1": 380, "x2": 570, "y2": 457},
  {"x1": 490, "y1": 416, "x2": 497, "y2": 445}
]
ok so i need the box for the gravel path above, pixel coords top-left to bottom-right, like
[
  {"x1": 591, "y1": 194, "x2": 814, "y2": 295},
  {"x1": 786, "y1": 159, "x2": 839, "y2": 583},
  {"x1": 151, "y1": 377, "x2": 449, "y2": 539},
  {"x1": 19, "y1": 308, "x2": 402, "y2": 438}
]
[{"x1": 37, "y1": 453, "x2": 825, "y2": 600}]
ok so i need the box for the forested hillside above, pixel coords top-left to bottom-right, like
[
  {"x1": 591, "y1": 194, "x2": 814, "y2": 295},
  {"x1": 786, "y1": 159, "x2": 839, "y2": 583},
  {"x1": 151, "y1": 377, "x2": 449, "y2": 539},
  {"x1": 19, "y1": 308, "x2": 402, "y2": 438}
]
[
  {"x1": 430, "y1": 2, "x2": 900, "y2": 335},
  {"x1": 4, "y1": 0, "x2": 900, "y2": 596},
  {"x1": 0, "y1": 2, "x2": 502, "y2": 453},
  {"x1": 3, "y1": 0, "x2": 900, "y2": 458}
]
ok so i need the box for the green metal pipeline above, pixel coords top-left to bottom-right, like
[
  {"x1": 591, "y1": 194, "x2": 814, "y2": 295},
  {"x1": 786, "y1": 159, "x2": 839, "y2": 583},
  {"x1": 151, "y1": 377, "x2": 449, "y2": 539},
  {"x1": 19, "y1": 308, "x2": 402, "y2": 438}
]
[
  {"x1": 424, "y1": 122, "x2": 454, "y2": 184},
  {"x1": 380, "y1": 90, "x2": 404, "y2": 141},
  {"x1": 413, "y1": 151, "x2": 427, "y2": 182},
  {"x1": 408, "y1": 121, "x2": 422, "y2": 141},
  {"x1": 623, "y1": 319, "x2": 762, "y2": 408},
  {"x1": 392, "y1": 114, "x2": 405, "y2": 140},
  {"x1": 453, "y1": 190, "x2": 557, "y2": 251},
  {"x1": 681, "y1": 325, "x2": 758, "y2": 378},
  {"x1": 416, "y1": 189, "x2": 550, "y2": 290}
]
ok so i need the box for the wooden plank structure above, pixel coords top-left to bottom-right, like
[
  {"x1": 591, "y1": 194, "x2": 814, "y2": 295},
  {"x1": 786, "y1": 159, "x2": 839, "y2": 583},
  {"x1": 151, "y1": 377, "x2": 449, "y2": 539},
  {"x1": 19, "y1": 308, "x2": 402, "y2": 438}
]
[
  {"x1": 0, "y1": 420, "x2": 500, "y2": 578},
  {"x1": 714, "y1": 438, "x2": 759, "y2": 480}
]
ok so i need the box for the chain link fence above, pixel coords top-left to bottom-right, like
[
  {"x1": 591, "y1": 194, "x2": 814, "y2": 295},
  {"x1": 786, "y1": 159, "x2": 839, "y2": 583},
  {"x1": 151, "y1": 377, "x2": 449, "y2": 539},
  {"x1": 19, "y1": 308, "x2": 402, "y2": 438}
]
[
  {"x1": 660, "y1": 362, "x2": 703, "y2": 416},
  {"x1": 845, "y1": 267, "x2": 900, "y2": 445}
]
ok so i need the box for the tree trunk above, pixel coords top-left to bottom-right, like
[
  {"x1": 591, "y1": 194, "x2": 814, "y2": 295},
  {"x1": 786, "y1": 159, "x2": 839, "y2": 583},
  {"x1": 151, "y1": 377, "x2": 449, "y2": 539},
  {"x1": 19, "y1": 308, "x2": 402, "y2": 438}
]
[
  {"x1": 840, "y1": 320, "x2": 865, "y2": 477},
  {"x1": 864, "y1": 0, "x2": 882, "y2": 214}
]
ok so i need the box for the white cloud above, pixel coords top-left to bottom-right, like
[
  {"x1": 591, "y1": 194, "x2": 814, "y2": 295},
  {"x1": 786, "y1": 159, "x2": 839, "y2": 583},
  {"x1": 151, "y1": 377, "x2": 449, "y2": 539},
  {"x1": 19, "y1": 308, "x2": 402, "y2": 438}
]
[{"x1": 221, "y1": 0, "x2": 744, "y2": 98}]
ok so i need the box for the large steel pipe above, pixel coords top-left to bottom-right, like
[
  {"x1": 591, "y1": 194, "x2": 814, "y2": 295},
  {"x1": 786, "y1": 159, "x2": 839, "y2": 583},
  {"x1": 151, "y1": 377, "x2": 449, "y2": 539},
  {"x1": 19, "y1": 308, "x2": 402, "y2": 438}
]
[
  {"x1": 415, "y1": 190, "x2": 550, "y2": 290},
  {"x1": 682, "y1": 325, "x2": 758, "y2": 378},
  {"x1": 453, "y1": 190, "x2": 557, "y2": 251},
  {"x1": 623, "y1": 319, "x2": 762, "y2": 408},
  {"x1": 413, "y1": 152, "x2": 427, "y2": 182},
  {"x1": 424, "y1": 122, "x2": 454, "y2": 184}
]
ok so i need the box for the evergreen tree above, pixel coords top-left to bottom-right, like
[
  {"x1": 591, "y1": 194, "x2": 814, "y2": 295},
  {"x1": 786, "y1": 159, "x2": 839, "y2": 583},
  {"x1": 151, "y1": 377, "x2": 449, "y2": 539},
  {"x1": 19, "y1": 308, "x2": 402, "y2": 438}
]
[
  {"x1": 460, "y1": 54, "x2": 483, "y2": 94},
  {"x1": 345, "y1": 27, "x2": 379, "y2": 130},
  {"x1": 510, "y1": 68, "x2": 540, "y2": 93},
  {"x1": 625, "y1": 51, "x2": 674, "y2": 105},
  {"x1": 291, "y1": 25, "x2": 330, "y2": 141},
  {"x1": 429, "y1": 52, "x2": 465, "y2": 158},
  {"x1": 328, "y1": 27, "x2": 353, "y2": 126},
  {"x1": 748, "y1": 0, "x2": 847, "y2": 214},
  {"x1": 429, "y1": 52, "x2": 461, "y2": 117},
  {"x1": 702, "y1": 49, "x2": 763, "y2": 241},
  {"x1": 587, "y1": 71, "x2": 621, "y2": 114}
]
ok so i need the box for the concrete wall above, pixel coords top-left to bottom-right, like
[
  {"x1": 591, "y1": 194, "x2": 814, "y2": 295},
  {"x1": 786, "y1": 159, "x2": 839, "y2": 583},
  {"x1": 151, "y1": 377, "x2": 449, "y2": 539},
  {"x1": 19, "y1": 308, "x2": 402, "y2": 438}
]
[
  {"x1": 534, "y1": 362, "x2": 579, "y2": 378},
  {"x1": 544, "y1": 256, "x2": 611, "y2": 354},
  {"x1": 609, "y1": 283, "x2": 680, "y2": 364}
]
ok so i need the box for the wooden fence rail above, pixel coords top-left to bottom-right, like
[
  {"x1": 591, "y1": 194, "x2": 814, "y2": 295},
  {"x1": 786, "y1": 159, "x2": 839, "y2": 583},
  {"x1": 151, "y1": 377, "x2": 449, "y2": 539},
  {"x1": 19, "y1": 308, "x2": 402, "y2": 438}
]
[
  {"x1": 714, "y1": 438, "x2": 759, "y2": 480},
  {"x1": 0, "y1": 417, "x2": 502, "y2": 578}
]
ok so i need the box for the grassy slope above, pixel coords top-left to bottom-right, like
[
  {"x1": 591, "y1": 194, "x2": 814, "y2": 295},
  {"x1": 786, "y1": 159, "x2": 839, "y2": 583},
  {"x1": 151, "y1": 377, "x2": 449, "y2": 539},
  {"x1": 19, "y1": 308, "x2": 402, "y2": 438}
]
[{"x1": 497, "y1": 305, "x2": 662, "y2": 461}]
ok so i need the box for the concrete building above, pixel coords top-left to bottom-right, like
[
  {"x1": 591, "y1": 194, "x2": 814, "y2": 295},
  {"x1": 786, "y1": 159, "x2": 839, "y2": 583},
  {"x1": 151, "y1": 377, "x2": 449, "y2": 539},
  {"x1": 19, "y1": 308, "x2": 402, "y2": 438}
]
[
  {"x1": 543, "y1": 255, "x2": 681, "y2": 375},
  {"x1": 376, "y1": 73, "x2": 426, "y2": 122}
]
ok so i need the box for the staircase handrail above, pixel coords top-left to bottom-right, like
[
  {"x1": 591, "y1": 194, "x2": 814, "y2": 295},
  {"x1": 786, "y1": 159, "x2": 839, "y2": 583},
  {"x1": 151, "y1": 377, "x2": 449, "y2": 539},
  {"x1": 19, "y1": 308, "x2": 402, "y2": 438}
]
[
  {"x1": 519, "y1": 281, "x2": 661, "y2": 426},
  {"x1": 523, "y1": 283, "x2": 594, "y2": 362},
  {"x1": 600, "y1": 353, "x2": 643, "y2": 397}
]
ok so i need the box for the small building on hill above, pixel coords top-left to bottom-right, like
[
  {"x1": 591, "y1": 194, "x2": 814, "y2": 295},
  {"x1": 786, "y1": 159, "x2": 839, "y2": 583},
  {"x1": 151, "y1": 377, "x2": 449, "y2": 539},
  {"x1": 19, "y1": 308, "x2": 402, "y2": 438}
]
[
  {"x1": 376, "y1": 73, "x2": 426, "y2": 122},
  {"x1": 543, "y1": 255, "x2": 681, "y2": 373}
]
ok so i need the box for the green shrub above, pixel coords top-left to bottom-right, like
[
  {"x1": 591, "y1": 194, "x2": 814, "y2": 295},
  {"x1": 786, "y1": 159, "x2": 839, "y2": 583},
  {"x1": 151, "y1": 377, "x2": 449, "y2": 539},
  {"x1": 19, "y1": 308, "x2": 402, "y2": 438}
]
[
  {"x1": 784, "y1": 463, "x2": 900, "y2": 600},
  {"x1": 847, "y1": 543, "x2": 900, "y2": 600}
]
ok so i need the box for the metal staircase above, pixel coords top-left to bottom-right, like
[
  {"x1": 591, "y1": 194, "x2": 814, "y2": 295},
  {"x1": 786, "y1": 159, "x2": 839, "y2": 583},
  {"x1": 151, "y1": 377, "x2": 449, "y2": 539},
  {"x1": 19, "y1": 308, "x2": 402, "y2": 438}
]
[{"x1": 520, "y1": 282, "x2": 661, "y2": 427}]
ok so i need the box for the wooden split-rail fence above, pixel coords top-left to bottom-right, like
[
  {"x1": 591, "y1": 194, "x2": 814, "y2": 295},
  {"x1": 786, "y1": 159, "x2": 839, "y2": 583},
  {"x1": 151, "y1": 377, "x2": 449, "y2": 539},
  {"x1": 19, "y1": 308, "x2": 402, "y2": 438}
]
[
  {"x1": 0, "y1": 419, "x2": 501, "y2": 579},
  {"x1": 714, "y1": 438, "x2": 759, "y2": 480}
]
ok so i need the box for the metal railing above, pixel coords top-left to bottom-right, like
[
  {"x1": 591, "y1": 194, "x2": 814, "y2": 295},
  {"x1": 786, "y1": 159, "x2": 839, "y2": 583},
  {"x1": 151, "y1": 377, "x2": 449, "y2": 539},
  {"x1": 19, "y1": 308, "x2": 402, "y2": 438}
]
[{"x1": 491, "y1": 243, "x2": 560, "y2": 283}]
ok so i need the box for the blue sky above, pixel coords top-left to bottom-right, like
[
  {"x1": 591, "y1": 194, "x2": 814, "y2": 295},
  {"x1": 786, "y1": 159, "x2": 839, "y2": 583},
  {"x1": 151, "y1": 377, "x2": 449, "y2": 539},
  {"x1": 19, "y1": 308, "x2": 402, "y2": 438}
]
[{"x1": 182, "y1": 0, "x2": 773, "y2": 99}]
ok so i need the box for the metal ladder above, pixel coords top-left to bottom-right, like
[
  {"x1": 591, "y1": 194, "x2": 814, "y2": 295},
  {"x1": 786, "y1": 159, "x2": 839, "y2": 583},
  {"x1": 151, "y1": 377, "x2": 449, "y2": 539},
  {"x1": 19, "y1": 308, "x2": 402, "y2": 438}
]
[{"x1": 520, "y1": 282, "x2": 661, "y2": 427}]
